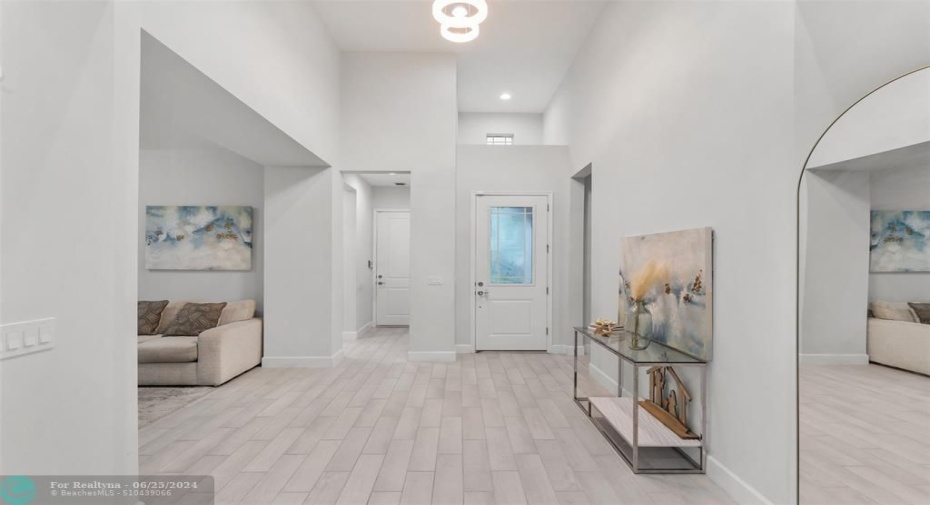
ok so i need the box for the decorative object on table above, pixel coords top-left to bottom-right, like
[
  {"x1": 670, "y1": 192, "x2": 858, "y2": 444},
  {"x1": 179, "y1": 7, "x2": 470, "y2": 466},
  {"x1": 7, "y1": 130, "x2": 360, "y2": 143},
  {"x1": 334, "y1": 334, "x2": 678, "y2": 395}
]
[
  {"x1": 870, "y1": 210, "x2": 930, "y2": 272},
  {"x1": 640, "y1": 365, "x2": 699, "y2": 440},
  {"x1": 619, "y1": 227, "x2": 714, "y2": 360},
  {"x1": 145, "y1": 205, "x2": 253, "y2": 271},
  {"x1": 589, "y1": 318, "x2": 620, "y2": 336}
]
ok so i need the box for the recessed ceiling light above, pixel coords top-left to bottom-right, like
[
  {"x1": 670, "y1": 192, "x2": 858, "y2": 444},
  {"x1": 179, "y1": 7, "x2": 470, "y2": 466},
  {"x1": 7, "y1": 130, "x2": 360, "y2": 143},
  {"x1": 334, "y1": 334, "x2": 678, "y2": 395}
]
[{"x1": 500, "y1": 93, "x2": 512, "y2": 101}]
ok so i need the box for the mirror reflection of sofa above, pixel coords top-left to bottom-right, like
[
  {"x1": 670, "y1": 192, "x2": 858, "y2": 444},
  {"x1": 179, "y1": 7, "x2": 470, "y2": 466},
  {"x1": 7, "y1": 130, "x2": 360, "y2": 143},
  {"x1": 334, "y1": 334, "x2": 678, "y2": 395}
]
[
  {"x1": 868, "y1": 301, "x2": 930, "y2": 376},
  {"x1": 137, "y1": 300, "x2": 262, "y2": 386}
]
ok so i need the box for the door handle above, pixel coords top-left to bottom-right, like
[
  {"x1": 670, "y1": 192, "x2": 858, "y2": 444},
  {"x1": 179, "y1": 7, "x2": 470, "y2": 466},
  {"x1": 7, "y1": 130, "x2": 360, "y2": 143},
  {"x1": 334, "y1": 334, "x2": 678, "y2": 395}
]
[
  {"x1": 378, "y1": 282, "x2": 384, "y2": 286},
  {"x1": 477, "y1": 290, "x2": 490, "y2": 296}
]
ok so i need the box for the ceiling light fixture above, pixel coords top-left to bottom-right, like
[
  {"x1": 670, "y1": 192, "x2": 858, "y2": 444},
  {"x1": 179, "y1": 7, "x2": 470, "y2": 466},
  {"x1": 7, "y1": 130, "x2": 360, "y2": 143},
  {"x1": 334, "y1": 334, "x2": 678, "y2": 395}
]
[
  {"x1": 500, "y1": 93, "x2": 512, "y2": 101},
  {"x1": 432, "y1": 0, "x2": 488, "y2": 43}
]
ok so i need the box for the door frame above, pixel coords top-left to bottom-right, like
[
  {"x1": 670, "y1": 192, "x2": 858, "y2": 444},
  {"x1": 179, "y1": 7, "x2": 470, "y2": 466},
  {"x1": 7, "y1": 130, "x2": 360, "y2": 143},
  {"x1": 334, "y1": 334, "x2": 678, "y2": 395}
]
[
  {"x1": 470, "y1": 191, "x2": 554, "y2": 352},
  {"x1": 373, "y1": 208, "x2": 411, "y2": 327}
]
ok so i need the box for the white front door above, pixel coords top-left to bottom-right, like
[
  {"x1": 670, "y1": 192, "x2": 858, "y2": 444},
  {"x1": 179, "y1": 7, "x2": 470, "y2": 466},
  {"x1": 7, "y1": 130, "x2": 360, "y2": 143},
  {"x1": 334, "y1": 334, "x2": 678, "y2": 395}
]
[
  {"x1": 375, "y1": 210, "x2": 411, "y2": 326},
  {"x1": 475, "y1": 195, "x2": 550, "y2": 351}
]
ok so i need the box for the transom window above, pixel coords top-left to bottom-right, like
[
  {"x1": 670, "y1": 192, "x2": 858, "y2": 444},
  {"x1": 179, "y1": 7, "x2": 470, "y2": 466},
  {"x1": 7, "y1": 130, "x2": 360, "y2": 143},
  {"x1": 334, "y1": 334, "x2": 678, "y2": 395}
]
[{"x1": 487, "y1": 134, "x2": 514, "y2": 146}]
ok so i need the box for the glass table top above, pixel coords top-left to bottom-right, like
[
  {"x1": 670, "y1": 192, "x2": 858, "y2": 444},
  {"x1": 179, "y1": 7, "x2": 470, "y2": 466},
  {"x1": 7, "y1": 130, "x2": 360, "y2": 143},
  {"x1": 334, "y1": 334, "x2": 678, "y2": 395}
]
[{"x1": 574, "y1": 327, "x2": 706, "y2": 365}]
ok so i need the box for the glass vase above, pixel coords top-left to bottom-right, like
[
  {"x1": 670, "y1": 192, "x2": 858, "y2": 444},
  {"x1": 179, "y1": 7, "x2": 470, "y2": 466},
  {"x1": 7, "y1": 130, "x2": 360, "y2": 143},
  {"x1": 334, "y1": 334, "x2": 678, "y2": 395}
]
[{"x1": 629, "y1": 300, "x2": 652, "y2": 350}]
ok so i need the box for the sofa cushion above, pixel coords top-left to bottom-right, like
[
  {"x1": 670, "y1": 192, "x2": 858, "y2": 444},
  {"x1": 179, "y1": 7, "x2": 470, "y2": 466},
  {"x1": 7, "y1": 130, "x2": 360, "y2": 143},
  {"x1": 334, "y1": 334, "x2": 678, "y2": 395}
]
[
  {"x1": 870, "y1": 301, "x2": 919, "y2": 323},
  {"x1": 138, "y1": 300, "x2": 169, "y2": 335},
  {"x1": 137, "y1": 334, "x2": 162, "y2": 345},
  {"x1": 156, "y1": 301, "x2": 188, "y2": 334},
  {"x1": 218, "y1": 300, "x2": 256, "y2": 326},
  {"x1": 138, "y1": 337, "x2": 198, "y2": 363},
  {"x1": 908, "y1": 303, "x2": 930, "y2": 324},
  {"x1": 163, "y1": 302, "x2": 227, "y2": 336}
]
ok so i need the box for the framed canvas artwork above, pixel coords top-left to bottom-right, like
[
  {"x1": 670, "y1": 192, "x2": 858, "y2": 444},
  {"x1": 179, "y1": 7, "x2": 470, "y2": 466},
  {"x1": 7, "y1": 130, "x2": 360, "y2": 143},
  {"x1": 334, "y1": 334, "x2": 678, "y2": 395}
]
[
  {"x1": 618, "y1": 227, "x2": 714, "y2": 361},
  {"x1": 145, "y1": 206, "x2": 253, "y2": 271},
  {"x1": 870, "y1": 210, "x2": 930, "y2": 272}
]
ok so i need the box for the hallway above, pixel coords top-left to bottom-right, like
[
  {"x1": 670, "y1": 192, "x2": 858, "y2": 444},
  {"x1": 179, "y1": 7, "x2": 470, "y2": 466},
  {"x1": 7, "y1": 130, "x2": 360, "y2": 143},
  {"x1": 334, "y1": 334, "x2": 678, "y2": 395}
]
[{"x1": 139, "y1": 328, "x2": 734, "y2": 504}]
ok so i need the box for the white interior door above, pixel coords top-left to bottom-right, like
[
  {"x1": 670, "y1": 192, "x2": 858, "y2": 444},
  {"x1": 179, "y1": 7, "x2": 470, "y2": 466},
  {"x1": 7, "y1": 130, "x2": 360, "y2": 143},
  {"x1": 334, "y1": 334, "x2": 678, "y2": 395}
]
[
  {"x1": 376, "y1": 210, "x2": 411, "y2": 326},
  {"x1": 475, "y1": 195, "x2": 549, "y2": 351}
]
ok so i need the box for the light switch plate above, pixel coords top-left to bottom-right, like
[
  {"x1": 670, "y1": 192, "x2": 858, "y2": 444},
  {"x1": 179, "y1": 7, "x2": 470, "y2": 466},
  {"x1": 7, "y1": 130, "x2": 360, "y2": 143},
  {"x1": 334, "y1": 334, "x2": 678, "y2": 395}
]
[
  {"x1": 1, "y1": 318, "x2": 54, "y2": 360},
  {"x1": 427, "y1": 276, "x2": 443, "y2": 286}
]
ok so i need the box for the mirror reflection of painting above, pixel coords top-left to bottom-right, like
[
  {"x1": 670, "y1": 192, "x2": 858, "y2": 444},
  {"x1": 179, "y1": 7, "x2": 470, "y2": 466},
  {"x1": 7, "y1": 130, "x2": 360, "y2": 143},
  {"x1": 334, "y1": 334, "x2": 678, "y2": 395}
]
[
  {"x1": 870, "y1": 210, "x2": 930, "y2": 272},
  {"x1": 145, "y1": 205, "x2": 253, "y2": 271},
  {"x1": 618, "y1": 227, "x2": 714, "y2": 360}
]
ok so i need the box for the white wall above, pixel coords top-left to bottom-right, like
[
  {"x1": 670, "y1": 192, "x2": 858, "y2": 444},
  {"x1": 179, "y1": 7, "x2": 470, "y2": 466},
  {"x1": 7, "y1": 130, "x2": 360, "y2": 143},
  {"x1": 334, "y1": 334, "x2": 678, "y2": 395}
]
[
  {"x1": 870, "y1": 164, "x2": 930, "y2": 302},
  {"x1": 0, "y1": 0, "x2": 140, "y2": 474},
  {"x1": 344, "y1": 174, "x2": 375, "y2": 332},
  {"x1": 800, "y1": 170, "x2": 871, "y2": 360},
  {"x1": 341, "y1": 52, "x2": 458, "y2": 359},
  {"x1": 139, "y1": 148, "x2": 265, "y2": 311},
  {"x1": 544, "y1": 3, "x2": 797, "y2": 503},
  {"x1": 458, "y1": 113, "x2": 544, "y2": 145},
  {"x1": 372, "y1": 186, "x2": 411, "y2": 210},
  {"x1": 544, "y1": 2, "x2": 930, "y2": 503},
  {"x1": 455, "y1": 146, "x2": 572, "y2": 351},
  {"x1": 139, "y1": 0, "x2": 340, "y2": 165}
]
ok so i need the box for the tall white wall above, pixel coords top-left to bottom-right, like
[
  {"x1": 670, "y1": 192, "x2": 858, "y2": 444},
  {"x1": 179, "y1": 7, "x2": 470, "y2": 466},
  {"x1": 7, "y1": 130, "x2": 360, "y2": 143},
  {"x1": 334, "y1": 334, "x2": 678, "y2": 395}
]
[
  {"x1": 341, "y1": 52, "x2": 458, "y2": 360},
  {"x1": 543, "y1": 3, "x2": 797, "y2": 503},
  {"x1": 800, "y1": 170, "x2": 871, "y2": 361},
  {"x1": 545, "y1": 2, "x2": 930, "y2": 503},
  {"x1": 139, "y1": 0, "x2": 340, "y2": 164},
  {"x1": 458, "y1": 113, "x2": 544, "y2": 145},
  {"x1": 372, "y1": 186, "x2": 411, "y2": 210},
  {"x1": 454, "y1": 146, "x2": 572, "y2": 351},
  {"x1": 870, "y1": 164, "x2": 930, "y2": 302},
  {"x1": 139, "y1": 148, "x2": 265, "y2": 311},
  {"x1": 0, "y1": 0, "x2": 140, "y2": 474}
]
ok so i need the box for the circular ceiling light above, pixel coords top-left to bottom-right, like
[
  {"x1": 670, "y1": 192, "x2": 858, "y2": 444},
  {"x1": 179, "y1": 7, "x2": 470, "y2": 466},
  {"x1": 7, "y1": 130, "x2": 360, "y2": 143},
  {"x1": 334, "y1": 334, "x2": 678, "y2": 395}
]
[
  {"x1": 440, "y1": 22, "x2": 480, "y2": 43},
  {"x1": 433, "y1": 0, "x2": 488, "y2": 42}
]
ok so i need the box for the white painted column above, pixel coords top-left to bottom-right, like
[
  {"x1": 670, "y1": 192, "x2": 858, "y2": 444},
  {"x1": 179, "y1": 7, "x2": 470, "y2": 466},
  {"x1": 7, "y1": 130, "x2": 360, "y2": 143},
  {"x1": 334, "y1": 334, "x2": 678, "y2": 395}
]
[{"x1": 263, "y1": 165, "x2": 343, "y2": 366}]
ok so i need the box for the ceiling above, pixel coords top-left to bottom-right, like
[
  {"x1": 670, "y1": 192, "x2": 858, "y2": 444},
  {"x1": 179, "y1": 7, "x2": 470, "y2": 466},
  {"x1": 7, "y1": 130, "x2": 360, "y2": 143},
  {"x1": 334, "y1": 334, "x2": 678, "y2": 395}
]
[
  {"x1": 810, "y1": 140, "x2": 930, "y2": 173},
  {"x1": 312, "y1": 0, "x2": 607, "y2": 113},
  {"x1": 351, "y1": 172, "x2": 413, "y2": 187}
]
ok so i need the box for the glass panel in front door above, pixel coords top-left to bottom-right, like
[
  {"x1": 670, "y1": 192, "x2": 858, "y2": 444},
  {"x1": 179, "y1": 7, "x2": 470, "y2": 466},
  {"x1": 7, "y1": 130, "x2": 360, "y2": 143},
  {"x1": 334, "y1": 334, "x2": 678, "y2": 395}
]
[{"x1": 489, "y1": 206, "x2": 534, "y2": 285}]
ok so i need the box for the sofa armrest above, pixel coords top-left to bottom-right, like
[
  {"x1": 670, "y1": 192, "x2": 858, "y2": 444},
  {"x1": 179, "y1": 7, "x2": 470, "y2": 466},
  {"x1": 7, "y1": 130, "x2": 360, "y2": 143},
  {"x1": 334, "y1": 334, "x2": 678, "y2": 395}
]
[{"x1": 196, "y1": 318, "x2": 263, "y2": 386}]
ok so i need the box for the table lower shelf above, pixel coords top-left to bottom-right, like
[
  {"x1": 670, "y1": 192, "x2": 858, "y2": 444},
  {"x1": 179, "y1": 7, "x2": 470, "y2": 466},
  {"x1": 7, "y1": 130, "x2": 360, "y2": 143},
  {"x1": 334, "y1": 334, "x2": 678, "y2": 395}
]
[{"x1": 588, "y1": 396, "x2": 702, "y2": 448}]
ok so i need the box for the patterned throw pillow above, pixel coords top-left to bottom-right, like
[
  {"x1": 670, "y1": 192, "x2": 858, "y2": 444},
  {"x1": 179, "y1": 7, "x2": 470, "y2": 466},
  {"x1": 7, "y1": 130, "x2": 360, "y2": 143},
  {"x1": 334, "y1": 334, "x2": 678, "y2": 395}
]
[
  {"x1": 163, "y1": 302, "x2": 228, "y2": 336},
  {"x1": 138, "y1": 300, "x2": 169, "y2": 335},
  {"x1": 908, "y1": 303, "x2": 930, "y2": 324}
]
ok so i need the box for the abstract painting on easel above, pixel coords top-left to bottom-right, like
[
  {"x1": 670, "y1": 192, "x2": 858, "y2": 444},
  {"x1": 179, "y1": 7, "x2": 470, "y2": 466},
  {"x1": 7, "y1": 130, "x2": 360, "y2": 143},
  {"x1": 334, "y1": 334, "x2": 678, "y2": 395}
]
[{"x1": 618, "y1": 227, "x2": 714, "y2": 361}]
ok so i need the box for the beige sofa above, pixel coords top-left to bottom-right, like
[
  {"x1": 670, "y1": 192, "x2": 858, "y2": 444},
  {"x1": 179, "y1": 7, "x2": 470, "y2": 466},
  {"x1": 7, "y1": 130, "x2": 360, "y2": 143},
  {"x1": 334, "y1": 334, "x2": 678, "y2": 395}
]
[
  {"x1": 138, "y1": 300, "x2": 263, "y2": 386},
  {"x1": 868, "y1": 302, "x2": 930, "y2": 376}
]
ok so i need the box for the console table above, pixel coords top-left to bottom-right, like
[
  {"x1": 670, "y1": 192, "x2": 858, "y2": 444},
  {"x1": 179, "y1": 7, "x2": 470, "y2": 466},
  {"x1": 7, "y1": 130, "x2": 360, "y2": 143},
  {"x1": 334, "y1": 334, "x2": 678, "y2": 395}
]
[{"x1": 573, "y1": 326, "x2": 707, "y2": 474}]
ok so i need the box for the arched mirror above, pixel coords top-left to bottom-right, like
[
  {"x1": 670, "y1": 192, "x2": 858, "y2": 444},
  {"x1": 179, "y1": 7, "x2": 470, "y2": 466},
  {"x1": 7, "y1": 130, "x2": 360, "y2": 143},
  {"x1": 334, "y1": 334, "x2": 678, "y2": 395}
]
[{"x1": 798, "y1": 67, "x2": 930, "y2": 504}]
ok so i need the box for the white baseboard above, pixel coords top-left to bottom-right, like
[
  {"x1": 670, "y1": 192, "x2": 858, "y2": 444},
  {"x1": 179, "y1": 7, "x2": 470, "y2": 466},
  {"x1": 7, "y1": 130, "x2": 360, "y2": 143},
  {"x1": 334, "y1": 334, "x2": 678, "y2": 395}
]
[
  {"x1": 262, "y1": 349, "x2": 344, "y2": 368},
  {"x1": 548, "y1": 344, "x2": 585, "y2": 356},
  {"x1": 799, "y1": 353, "x2": 869, "y2": 365},
  {"x1": 456, "y1": 344, "x2": 475, "y2": 354},
  {"x1": 357, "y1": 321, "x2": 373, "y2": 337},
  {"x1": 408, "y1": 351, "x2": 456, "y2": 363},
  {"x1": 707, "y1": 456, "x2": 775, "y2": 505}
]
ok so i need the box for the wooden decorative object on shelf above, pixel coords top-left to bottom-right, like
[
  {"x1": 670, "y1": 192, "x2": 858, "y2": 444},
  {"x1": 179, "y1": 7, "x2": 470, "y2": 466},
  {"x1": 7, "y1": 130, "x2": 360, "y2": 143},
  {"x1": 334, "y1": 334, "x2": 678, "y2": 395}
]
[
  {"x1": 589, "y1": 318, "x2": 620, "y2": 337},
  {"x1": 640, "y1": 365, "x2": 699, "y2": 440}
]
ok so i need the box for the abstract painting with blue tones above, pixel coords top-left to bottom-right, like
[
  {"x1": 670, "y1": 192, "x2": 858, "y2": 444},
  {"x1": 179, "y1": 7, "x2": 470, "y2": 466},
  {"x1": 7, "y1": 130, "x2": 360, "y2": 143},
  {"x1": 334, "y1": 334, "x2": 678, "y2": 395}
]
[
  {"x1": 871, "y1": 210, "x2": 930, "y2": 272},
  {"x1": 145, "y1": 206, "x2": 253, "y2": 271}
]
